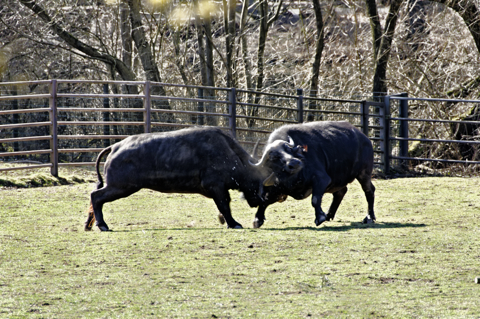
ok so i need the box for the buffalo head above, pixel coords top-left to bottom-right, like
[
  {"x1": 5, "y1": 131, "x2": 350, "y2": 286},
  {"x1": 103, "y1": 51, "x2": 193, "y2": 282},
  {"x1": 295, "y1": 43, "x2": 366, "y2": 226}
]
[{"x1": 251, "y1": 136, "x2": 307, "y2": 186}]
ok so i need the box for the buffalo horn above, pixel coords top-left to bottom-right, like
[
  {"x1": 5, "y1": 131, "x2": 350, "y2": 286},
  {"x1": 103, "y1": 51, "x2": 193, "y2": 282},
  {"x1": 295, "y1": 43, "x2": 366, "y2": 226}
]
[
  {"x1": 249, "y1": 152, "x2": 267, "y2": 166},
  {"x1": 252, "y1": 139, "x2": 261, "y2": 160},
  {"x1": 263, "y1": 172, "x2": 277, "y2": 186},
  {"x1": 287, "y1": 136, "x2": 295, "y2": 147}
]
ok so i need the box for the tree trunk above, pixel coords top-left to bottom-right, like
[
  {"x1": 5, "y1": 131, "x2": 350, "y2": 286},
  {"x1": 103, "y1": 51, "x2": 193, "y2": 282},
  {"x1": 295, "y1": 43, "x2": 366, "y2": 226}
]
[
  {"x1": 204, "y1": 17, "x2": 215, "y2": 89},
  {"x1": 307, "y1": 0, "x2": 325, "y2": 122},
  {"x1": 246, "y1": 0, "x2": 269, "y2": 128},
  {"x1": 240, "y1": 0, "x2": 253, "y2": 90},
  {"x1": 365, "y1": 0, "x2": 383, "y2": 61},
  {"x1": 194, "y1": 5, "x2": 208, "y2": 88},
  {"x1": 120, "y1": 2, "x2": 132, "y2": 71},
  {"x1": 194, "y1": 1, "x2": 216, "y2": 125},
  {"x1": 126, "y1": 0, "x2": 165, "y2": 96},
  {"x1": 367, "y1": 0, "x2": 403, "y2": 96},
  {"x1": 248, "y1": 0, "x2": 283, "y2": 128},
  {"x1": 255, "y1": 0, "x2": 268, "y2": 96},
  {"x1": 173, "y1": 29, "x2": 190, "y2": 87},
  {"x1": 224, "y1": 0, "x2": 236, "y2": 88},
  {"x1": 127, "y1": 0, "x2": 171, "y2": 127}
]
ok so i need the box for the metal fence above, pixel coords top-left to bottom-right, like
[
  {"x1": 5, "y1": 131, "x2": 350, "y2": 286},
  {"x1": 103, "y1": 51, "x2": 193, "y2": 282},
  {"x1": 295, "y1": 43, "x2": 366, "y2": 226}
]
[
  {"x1": 1, "y1": 80, "x2": 479, "y2": 176},
  {"x1": 387, "y1": 95, "x2": 480, "y2": 174}
]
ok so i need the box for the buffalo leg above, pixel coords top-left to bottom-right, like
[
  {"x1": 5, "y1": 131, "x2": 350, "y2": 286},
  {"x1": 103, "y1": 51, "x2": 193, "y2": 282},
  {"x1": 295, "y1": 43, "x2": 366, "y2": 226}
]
[
  {"x1": 312, "y1": 175, "x2": 331, "y2": 226},
  {"x1": 218, "y1": 213, "x2": 226, "y2": 225},
  {"x1": 253, "y1": 204, "x2": 268, "y2": 229},
  {"x1": 85, "y1": 203, "x2": 96, "y2": 231},
  {"x1": 357, "y1": 174, "x2": 376, "y2": 223},
  {"x1": 326, "y1": 186, "x2": 348, "y2": 221},
  {"x1": 89, "y1": 186, "x2": 140, "y2": 231},
  {"x1": 211, "y1": 190, "x2": 243, "y2": 229}
]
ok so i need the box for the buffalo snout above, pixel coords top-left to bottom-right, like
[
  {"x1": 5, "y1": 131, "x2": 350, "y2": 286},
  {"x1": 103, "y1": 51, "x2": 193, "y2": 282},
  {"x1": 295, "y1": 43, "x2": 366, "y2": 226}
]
[{"x1": 285, "y1": 157, "x2": 303, "y2": 174}]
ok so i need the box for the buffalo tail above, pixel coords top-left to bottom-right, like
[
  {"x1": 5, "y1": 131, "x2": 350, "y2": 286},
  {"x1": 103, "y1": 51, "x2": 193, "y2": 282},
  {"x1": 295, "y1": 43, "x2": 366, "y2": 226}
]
[{"x1": 95, "y1": 146, "x2": 112, "y2": 189}]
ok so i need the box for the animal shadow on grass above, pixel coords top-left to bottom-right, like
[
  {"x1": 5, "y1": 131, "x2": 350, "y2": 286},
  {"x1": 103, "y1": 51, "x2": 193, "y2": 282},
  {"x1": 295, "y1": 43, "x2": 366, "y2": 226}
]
[
  {"x1": 265, "y1": 222, "x2": 427, "y2": 232},
  {"x1": 104, "y1": 223, "x2": 426, "y2": 233},
  {"x1": 112, "y1": 227, "x2": 223, "y2": 233}
]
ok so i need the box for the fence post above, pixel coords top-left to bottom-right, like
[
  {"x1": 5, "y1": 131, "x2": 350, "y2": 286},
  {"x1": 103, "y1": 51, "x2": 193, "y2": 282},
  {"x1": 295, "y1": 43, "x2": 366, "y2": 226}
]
[
  {"x1": 197, "y1": 88, "x2": 204, "y2": 126},
  {"x1": 144, "y1": 81, "x2": 151, "y2": 133},
  {"x1": 297, "y1": 88, "x2": 304, "y2": 123},
  {"x1": 103, "y1": 84, "x2": 110, "y2": 147},
  {"x1": 229, "y1": 87, "x2": 237, "y2": 138},
  {"x1": 49, "y1": 80, "x2": 58, "y2": 177},
  {"x1": 380, "y1": 96, "x2": 391, "y2": 174},
  {"x1": 360, "y1": 100, "x2": 369, "y2": 137},
  {"x1": 11, "y1": 86, "x2": 19, "y2": 152},
  {"x1": 398, "y1": 93, "x2": 409, "y2": 169}
]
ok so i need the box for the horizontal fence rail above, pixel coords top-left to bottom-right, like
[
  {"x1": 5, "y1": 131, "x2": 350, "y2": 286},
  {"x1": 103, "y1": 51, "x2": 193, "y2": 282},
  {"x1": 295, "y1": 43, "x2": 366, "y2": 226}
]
[
  {"x1": 1, "y1": 80, "x2": 479, "y2": 176},
  {"x1": 387, "y1": 95, "x2": 480, "y2": 174}
]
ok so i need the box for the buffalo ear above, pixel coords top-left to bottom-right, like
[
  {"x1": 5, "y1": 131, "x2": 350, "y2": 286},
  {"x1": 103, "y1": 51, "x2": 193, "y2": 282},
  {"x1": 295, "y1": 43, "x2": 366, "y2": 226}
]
[
  {"x1": 293, "y1": 144, "x2": 307, "y2": 157},
  {"x1": 263, "y1": 172, "x2": 277, "y2": 187}
]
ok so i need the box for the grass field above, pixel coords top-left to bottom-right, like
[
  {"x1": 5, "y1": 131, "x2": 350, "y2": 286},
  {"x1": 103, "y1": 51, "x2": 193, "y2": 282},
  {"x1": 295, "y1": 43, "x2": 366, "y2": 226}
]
[{"x1": 0, "y1": 170, "x2": 479, "y2": 318}]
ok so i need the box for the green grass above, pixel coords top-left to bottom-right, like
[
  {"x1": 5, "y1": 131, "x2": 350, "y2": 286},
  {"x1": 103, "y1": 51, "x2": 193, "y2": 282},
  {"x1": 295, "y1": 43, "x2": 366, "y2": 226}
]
[
  {"x1": 1, "y1": 175, "x2": 479, "y2": 318},
  {"x1": 0, "y1": 165, "x2": 96, "y2": 188}
]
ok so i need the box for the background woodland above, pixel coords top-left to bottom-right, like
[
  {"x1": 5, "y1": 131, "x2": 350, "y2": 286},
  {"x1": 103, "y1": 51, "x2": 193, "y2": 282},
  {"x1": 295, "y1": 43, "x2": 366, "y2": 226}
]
[
  {"x1": 1, "y1": 0, "x2": 480, "y2": 169},
  {"x1": 2, "y1": 0, "x2": 480, "y2": 99}
]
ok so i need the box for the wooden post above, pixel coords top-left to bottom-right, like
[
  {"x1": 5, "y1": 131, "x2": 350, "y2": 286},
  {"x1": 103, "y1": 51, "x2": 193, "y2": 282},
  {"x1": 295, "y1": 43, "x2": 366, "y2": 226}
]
[
  {"x1": 380, "y1": 96, "x2": 391, "y2": 174},
  {"x1": 144, "y1": 81, "x2": 151, "y2": 133},
  {"x1": 398, "y1": 93, "x2": 409, "y2": 169},
  {"x1": 229, "y1": 87, "x2": 237, "y2": 138},
  {"x1": 103, "y1": 84, "x2": 110, "y2": 147},
  {"x1": 49, "y1": 80, "x2": 58, "y2": 177},
  {"x1": 11, "y1": 85, "x2": 19, "y2": 152},
  {"x1": 197, "y1": 88, "x2": 204, "y2": 126},
  {"x1": 297, "y1": 88, "x2": 304, "y2": 123},
  {"x1": 360, "y1": 101, "x2": 369, "y2": 137}
]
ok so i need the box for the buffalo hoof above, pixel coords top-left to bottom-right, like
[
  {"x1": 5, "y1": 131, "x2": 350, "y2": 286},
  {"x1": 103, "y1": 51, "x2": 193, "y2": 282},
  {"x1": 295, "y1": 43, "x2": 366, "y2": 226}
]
[
  {"x1": 97, "y1": 224, "x2": 110, "y2": 231},
  {"x1": 325, "y1": 213, "x2": 335, "y2": 221},
  {"x1": 85, "y1": 218, "x2": 96, "y2": 231},
  {"x1": 218, "y1": 214, "x2": 226, "y2": 225},
  {"x1": 253, "y1": 218, "x2": 264, "y2": 229},
  {"x1": 362, "y1": 216, "x2": 375, "y2": 224},
  {"x1": 315, "y1": 213, "x2": 327, "y2": 226}
]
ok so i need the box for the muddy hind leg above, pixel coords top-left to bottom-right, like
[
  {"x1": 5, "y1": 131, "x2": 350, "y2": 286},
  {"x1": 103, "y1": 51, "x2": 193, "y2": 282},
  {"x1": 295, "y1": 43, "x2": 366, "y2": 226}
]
[
  {"x1": 210, "y1": 189, "x2": 242, "y2": 229},
  {"x1": 357, "y1": 173, "x2": 375, "y2": 224},
  {"x1": 218, "y1": 213, "x2": 226, "y2": 225},
  {"x1": 85, "y1": 203, "x2": 96, "y2": 231},
  {"x1": 326, "y1": 186, "x2": 348, "y2": 221},
  {"x1": 85, "y1": 182, "x2": 104, "y2": 231}
]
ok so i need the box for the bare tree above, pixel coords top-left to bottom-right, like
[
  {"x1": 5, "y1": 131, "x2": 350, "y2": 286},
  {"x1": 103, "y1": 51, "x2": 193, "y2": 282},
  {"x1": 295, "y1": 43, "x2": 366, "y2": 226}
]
[
  {"x1": 255, "y1": 0, "x2": 283, "y2": 95},
  {"x1": 366, "y1": 0, "x2": 404, "y2": 97},
  {"x1": 224, "y1": 0, "x2": 236, "y2": 88},
  {"x1": 17, "y1": 0, "x2": 137, "y2": 85},
  {"x1": 240, "y1": 0, "x2": 253, "y2": 90},
  {"x1": 245, "y1": 0, "x2": 283, "y2": 128},
  {"x1": 126, "y1": 0, "x2": 166, "y2": 96},
  {"x1": 307, "y1": 0, "x2": 325, "y2": 121},
  {"x1": 430, "y1": 0, "x2": 480, "y2": 97}
]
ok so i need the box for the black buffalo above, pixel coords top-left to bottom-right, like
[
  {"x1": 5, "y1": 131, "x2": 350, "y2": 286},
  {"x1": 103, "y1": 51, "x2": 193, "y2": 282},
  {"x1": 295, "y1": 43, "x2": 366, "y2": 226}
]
[
  {"x1": 252, "y1": 121, "x2": 375, "y2": 228},
  {"x1": 85, "y1": 127, "x2": 267, "y2": 231}
]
